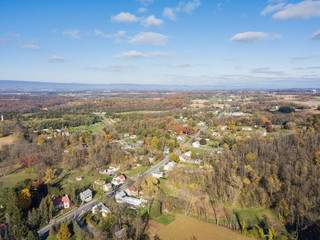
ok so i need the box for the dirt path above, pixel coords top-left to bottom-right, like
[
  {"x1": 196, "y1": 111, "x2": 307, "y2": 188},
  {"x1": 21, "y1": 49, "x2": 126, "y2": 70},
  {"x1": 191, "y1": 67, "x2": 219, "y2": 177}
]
[{"x1": 0, "y1": 134, "x2": 16, "y2": 150}]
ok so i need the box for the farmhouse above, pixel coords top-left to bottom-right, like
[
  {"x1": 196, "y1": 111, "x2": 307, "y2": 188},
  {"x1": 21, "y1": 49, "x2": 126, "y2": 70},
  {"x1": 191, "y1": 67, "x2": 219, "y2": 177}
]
[{"x1": 52, "y1": 195, "x2": 70, "y2": 211}]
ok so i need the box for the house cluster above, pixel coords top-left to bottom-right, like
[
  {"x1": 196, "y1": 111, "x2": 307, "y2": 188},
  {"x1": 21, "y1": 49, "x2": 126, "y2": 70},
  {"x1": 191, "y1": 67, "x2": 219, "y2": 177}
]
[
  {"x1": 115, "y1": 186, "x2": 147, "y2": 207},
  {"x1": 99, "y1": 165, "x2": 120, "y2": 176},
  {"x1": 94, "y1": 179, "x2": 113, "y2": 192},
  {"x1": 179, "y1": 151, "x2": 202, "y2": 164}
]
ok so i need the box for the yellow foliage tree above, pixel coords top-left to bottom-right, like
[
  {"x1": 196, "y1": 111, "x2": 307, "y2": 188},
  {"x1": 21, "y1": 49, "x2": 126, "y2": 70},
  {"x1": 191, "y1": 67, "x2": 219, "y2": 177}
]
[
  {"x1": 18, "y1": 188, "x2": 32, "y2": 210},
  {"x1": 42, "y1": 168, "x2": 57, "y2": 185},
  {"x1": 105, "y1": 134, "x2": 112, "y2": 142},
  {"x1": 57, "y1": 223, "x2": 71, "y2": 240}
]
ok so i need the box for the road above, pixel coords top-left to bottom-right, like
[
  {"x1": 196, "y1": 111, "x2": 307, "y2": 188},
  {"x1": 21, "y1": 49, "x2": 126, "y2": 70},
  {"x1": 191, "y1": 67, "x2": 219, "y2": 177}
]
[
  {"x1": 38, "y1": 124, "x2": 207, "y2": 238},
  {"x1": 186, "y1": 125, "x2": 208, "y2": 146}
]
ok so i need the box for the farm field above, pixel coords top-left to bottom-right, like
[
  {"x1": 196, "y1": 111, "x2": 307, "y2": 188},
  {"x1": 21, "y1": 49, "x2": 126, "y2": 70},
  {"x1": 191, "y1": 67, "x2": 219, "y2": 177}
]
[
  {"x1": 0, "y1": 134, "x2": 16, "y2": 150},
  {"x1": 156, "y1": 216, "x2": 254, "y2": 240}
]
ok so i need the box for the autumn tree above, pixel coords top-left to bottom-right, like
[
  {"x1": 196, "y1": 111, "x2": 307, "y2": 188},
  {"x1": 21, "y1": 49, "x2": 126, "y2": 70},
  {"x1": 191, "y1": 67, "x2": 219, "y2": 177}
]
[
  {"x1": 169, "y1": 152, "x2": 179, "y2": 163},
  {"x1": 56, "y1": 223, "x2": 71, "y2": 240},
  {"x1": 18, "y1": 188, "x2": 32, "y2": 210},
  {"x1": 105, "y1": 134, "x2": 112, "y2": 142},
  {"x1": 42, "y1": 168, "x2": 58, "y2": 185}
]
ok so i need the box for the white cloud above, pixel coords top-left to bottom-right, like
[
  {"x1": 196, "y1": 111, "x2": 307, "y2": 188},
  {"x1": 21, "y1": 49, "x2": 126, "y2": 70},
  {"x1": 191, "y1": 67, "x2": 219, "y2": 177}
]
[
  {"x1": 230, "y1": 31, "x2": 282, "y2": 42},
  {"x1": 21, "y1": 44, "x2": 42, "y2": 50},
  {"x1": 129, "y1": 32, "x2": 168, "y2": 45},
  {"x1": 157, "y1": 62, "x2": 192, "y2": 68},
  {"x1": 62, "y1": 30, "x2": 80, "y2": 39},
  {"x1": 113, "y1": 50, "x2": 171, "y2": 59},
  {"x1": 251, "y1": 67, "x2": 285, "y2": 75},
  {"x1": 179, "y1": 0, "x2": 201, "y2": 13},
  {"x1": 111, "y1": 12, "x2": 140, "y2": 23},
  {"x1": 137, "y1": 0, "x2": 154, "y2": 6},
  {"x1": 261, "y1": 3, "x2": 285, "y2": 16},
  {"x1": 271, "y1": 0, "x2": 320, "y2": 20},
  {"x1": 310, "y1": 29, "x2": 320, "y2": 39},
  {"x1": 142, "y1": 15, "x2": 164, "y2": 27},
  {"x1": 163, "y1": 0, "x2": 201, "y2": 20},
  {"x1": 46, "y1": 55, "x2": 66, "y2": 62},
  {"x1": 138, "y1": 7, "x2": 148, "y2": 13},
  {"x1": 94, "y1": 30, "x2": 126, "y2": 39},
  {"x1": 163, "y1": 8, "x2": 176, "y2": 20}
]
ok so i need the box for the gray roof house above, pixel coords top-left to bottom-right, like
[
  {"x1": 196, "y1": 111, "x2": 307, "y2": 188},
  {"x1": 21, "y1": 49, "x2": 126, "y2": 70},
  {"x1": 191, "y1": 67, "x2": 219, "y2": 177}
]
[{"x1": 80, "y1": 189, "x2": 92, "y2": 202}]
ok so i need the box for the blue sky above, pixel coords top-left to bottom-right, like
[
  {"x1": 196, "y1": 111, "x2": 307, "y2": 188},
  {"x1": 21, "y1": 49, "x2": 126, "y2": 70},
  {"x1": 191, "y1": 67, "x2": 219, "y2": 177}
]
[{"x1": 0, "y1": 0, "x2": 320, "y2": 88}]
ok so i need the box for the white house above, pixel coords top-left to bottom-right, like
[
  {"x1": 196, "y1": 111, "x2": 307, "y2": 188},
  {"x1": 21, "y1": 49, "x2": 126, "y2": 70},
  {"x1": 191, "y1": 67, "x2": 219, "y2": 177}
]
[
  {"x1": 108, "y1": 165, "x2": 120, "y2": 174},
  {"x1": 197, "y1": 122, "x2": 205, "y2": 127},
  {"x1": 185, "y1": 151, "x2": 192, "y2": 158},
  {"x1": 103, "y1": 183, "x2": 113, "y2": 192},
  {"x1": 164, "y1": 161, "x2": 175, "y2": 171},
  {"x1": 177, "y1": 135, "x2": 186, "y2": 142},
  {"x1": 123, "y1": 133, "x2": 130, "y2": 138},
  {"x1": 220, "y1": 126, "x2": 227, "y2": 131},
  {"x1": 122, "y1": 197, "x2": 147, "y2": 207},
  {"x1": 152, "y1": 171, "x2": 164, "y2": 179},
  {"x1": 242, "y1": 127, "x2": 252, "y2": 131},
  {"x1": 192, "y1": 141, "x2": 200, "y2": 148},
  {"x1": 112, "y1": 175, "x2": 126, "y2": 186},
  {"x1": 76, "y1": 176, "x2": 83, "y2": 181},
  {"x1": 94, "y1": 179, "x2": 106, "y2": 186},
  {"x1": 130, "y1": 135, "x2": 137, "y2": 139},
  {"x1": 80, "y1": 189, "x2": 92, "y2": 202},
  {"x1": 92, "y1": 203, "x2": 110, "y2": 217},
  {"x1": 212, "y1": 132, "x2": 220, "y2": 137},
  {"x1": 115, "y1": 191, "x2": 126, "y2": 203},
  {"x1": 163, "y1": 148, "x2": 170, "y2": 155}
]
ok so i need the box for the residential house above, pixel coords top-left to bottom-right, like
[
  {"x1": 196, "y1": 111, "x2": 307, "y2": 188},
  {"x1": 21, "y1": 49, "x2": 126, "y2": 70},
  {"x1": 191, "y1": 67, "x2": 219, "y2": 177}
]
[
  {"x1": 212, "y1": 132, "x2": 220, "y2": 137},
  {"x1": 148, "y1": 157, "x2": 155, "y2": 164},
  {"x1": 220, "y1": 126, "x2": 227, "y2": 131},
  {"x1": 112, "y1": 175, "x2": 126, "y2": 186},
  {"x1": 164, "y1": 161, "x2": 175, "y2": 171},
  {"x1": 130, "y1": 135, "x2": 137, "y2": 139},
  {"x1": 94, "y1": 179, "x2": 106, "y2": 186},
  {"x1": 163, "y1": 148, "x2": 170, "y2": 155},
  {"x1": 115, "y1": 191, "x2": 126, "y2": 203},
  {"x1": 76, "y1": 176, "x2": 82, "y2": 181},
  {"x1": 192, "y1": 141, "x2": 200, "y2": 148},
  {"x1": 242, "y1": 127, "x2": 252, "y2": 131},
  {"x1": 152, "y1": 171, "x2": 164, "y2": 179},
  {"x1": 125, "y1": 186, "x2": 138, "y2": 197},
  {"x1": 103, "y1": 183, "x2": 113, "y2": 192},
  {"x1": 185, "y1": 151, "x2": 192, "y2": 158},
  {"x1": 52, "y1": 195, "x2": 70, "y2": 211},
  {"x1": 80, "y1": 189, "x2": 92, "y2": 202},
  {"x1": 108, "y1": 165, "x2": 120, "y2": 174},
  {"x1": 123, "y1": 133, "x2": 130, "y2": 138},
  {"x1": 197, "y1": 122, "x2": 205, "y2": 127},
  {"x1": 92, "y1": 203, "x2": 110, "y2": 217},
  {"x1": 122, "y1": 197, "x2": 147, "y2": 207},
  {"x1": 177, "y1": 135, "x2": 186, "y2": 142}
]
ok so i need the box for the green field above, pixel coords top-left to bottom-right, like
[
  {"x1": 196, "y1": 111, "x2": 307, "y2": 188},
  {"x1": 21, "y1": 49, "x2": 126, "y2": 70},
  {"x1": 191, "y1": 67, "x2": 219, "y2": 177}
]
[
  {"x1": 0, "y1": 170, "x2": 38, "y2": 188},
  {"x1": 159, "y1": 179, "x2": 179, "y2": 197},
  {"x1": 73, "y1": 122, "x2": 105, "y2": 135},
  {"x1": 152, "y1": 213, "x2": 176, "y2": 225},
  {"x1": 126, "y1": 165, "x2": 150, "y2": 177}
]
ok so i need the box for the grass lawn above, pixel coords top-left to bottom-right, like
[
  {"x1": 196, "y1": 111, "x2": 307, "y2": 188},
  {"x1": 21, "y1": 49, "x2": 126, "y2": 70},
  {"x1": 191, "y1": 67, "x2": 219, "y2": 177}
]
[
  {"x1": 0, "y1": 170, "x2": 38, "y2": 188},
  {"x1": 73, "y1": 122, "x2": 105, "y2": 135},
  {"x1": 159, "y1": 179, "x2": 179, "y2": 197},
  {"x1": 152, "y1": 213, "x2": 176, "y2": 225},
  {"x1": 126, "y1": 166, "x2": 150, "y2": 177},
  {"x1": 232, "y1": 207, "x2": 280, "y2": 228}
]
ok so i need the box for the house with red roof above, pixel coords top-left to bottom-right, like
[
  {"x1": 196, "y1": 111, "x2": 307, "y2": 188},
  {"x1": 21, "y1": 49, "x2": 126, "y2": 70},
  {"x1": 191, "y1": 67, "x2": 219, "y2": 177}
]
[
  {"x1": 52, "y1": 194, "x2": 70, "y2": 211},
  {"x1": 112, "y1": 174, "x2": 126, "y2": 186},
  {"x1": 125, "y1": 186, "x2": 138, "y2": 196}
]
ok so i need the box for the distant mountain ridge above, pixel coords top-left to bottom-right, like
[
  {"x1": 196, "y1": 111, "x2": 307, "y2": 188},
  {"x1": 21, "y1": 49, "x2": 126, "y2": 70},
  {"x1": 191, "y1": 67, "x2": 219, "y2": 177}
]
[{"x1": 0, "y1": 80, "x2": 217, "y2": 91}]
